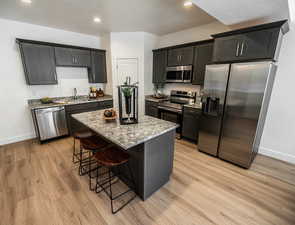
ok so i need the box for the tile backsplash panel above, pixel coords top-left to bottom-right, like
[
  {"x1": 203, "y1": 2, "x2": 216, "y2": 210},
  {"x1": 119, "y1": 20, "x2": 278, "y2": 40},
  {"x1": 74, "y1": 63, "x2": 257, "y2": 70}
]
[
  {"x1": 161, "y1": 83, "x2": 202, "y2": 96},
  {"x1": 29, "y1": 67, "x2": 104, "y2": 99}
]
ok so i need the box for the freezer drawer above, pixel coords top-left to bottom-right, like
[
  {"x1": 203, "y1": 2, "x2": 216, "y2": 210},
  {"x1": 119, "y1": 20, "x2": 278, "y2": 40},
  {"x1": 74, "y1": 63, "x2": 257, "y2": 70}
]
[{"x1": 35, "y1": 106, "x2": 68, "y2": 141}]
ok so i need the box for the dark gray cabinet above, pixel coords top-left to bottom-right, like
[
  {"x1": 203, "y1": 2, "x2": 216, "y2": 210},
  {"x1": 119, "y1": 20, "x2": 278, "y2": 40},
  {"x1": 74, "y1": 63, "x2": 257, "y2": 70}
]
[
  {"x1": 65, "y1": 100, "x2": 113, "y2": 134},
  {"x1": 88, "y1": 50, "x2": 107, "y2": 83},
  {"x1": 145, "y1": 100, "x2": 159, "y2": 118},
  {"x1": 182, "y1": 107, "x2": 201, "y2": 143},
  {"x1": 19, "y1": 43, "x2": 57, "y2": 85},
  {"x1": 212, "y1": 28, "x2": 282, "y2": 63},
  {"x1": 55, "y1": 47, "x2": 91, "y2": 67},
  {"x1": 167, "y1": 46, "x2": 193, "y2": 66},
  {"x1": 192, "y1": 43, "x2": 213, "y2": 85},
  {"x1": 153, "y1": 50, "x2": 167, "y2": 84},
  {"x1": 238, "y1": 28, "x2": 281, "y2": 61}
]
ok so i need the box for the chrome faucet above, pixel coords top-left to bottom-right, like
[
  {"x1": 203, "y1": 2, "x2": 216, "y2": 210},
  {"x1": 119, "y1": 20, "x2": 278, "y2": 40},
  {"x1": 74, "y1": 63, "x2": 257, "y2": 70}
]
[{"x1": 73, "y1": 88, "x2": 77, "y2": 100}]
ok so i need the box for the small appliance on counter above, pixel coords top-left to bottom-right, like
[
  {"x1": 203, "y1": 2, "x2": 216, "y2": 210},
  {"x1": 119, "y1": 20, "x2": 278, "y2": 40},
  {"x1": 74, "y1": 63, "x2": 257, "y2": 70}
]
[{"x1": 89, "y1": 87, "x2": 105, "y2": 99}]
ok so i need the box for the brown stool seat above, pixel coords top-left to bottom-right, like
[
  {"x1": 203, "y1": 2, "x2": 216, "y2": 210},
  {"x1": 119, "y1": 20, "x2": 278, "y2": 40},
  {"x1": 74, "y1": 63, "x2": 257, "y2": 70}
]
[
  {"x1": 81, "y1": 136, "x2": 109, "y2": 151},
  {"x1": 73, "y1": 131, "x2": 93, "y2": 139},
  {"x1": 93, "y1": 147, "x2": 130, "y2": 167}
]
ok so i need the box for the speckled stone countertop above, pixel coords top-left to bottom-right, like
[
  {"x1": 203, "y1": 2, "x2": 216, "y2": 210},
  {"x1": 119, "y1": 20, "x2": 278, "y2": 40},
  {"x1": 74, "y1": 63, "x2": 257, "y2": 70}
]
[
  {"x1": 72, "y1": 109, "x2": 178, "y2": 150},
  {"x1": 28, "y1": 95, "x2": 113, "y2": 110},
  {"x1": 145, "y1": 95, "x2": 169, "y2": 103}
]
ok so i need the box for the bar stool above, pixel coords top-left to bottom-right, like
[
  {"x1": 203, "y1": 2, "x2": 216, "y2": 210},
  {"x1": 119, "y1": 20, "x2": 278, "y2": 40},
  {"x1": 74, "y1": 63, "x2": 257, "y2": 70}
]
[
  {"x1": 93, "y1": 147, "x2": 137, "y2": 214},
  {"x1": 72, "y1": 131, "x2": 93, "y2": 164},
  {"x1": 79, "y1": 136, "x2": 111, "y2": 190}
]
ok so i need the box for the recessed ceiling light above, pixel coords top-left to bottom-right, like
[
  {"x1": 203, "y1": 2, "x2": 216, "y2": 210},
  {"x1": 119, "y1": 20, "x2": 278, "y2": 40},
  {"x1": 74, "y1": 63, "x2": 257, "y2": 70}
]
[
  {"x1": 21, "y1": 0, "x2": 32, "y2": 4},
  {"x1": 183, "y1": 1, "x2": 193, "y2": 7},
  {"x1": 93, "y1": 17, "x2": 101, "y2": 23}
]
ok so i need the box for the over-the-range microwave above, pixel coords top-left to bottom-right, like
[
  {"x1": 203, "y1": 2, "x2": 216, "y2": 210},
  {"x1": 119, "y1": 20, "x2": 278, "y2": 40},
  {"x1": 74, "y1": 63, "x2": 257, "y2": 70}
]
[{"x1": 166, "y1": 65, "x2": 192, "y2": 83}]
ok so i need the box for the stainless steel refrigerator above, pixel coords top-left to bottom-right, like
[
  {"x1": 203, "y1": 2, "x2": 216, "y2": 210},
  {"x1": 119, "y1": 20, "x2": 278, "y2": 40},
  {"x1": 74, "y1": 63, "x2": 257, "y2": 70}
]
[{"x1": 198, "y1": 61, "x2": 277, "y2": 168}]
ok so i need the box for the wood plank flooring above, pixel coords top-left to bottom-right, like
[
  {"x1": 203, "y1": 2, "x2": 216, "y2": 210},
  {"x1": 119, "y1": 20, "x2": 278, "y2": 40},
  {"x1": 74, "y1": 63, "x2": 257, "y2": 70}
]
[{"x1": 0, "y1": 137, "x2": 294, "y2": 225}]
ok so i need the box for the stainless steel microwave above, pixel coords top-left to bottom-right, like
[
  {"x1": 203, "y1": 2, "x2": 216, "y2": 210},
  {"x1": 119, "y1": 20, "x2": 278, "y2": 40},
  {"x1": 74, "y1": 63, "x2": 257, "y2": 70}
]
[{"x1": 166, "y1": 65, "x2": 192, "y2": 83}]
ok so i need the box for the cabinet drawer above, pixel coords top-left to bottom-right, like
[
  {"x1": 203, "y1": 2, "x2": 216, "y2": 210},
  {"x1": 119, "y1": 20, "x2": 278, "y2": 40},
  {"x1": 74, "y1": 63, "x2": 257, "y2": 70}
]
[{"x1": 183, "y1": 107, "x2": 202, "y2": 115}]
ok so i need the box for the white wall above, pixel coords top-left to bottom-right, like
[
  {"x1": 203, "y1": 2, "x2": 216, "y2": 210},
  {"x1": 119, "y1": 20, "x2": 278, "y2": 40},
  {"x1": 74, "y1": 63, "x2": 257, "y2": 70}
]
[
  {"x1": 157, "y1": 21, "x2": 230, "y2": 48},
  {"x1": 144, "y1": 33, "x2": 159, "y2": 95},
  {"x1": 0, "y1": 18, "x2": 109, "y2": 145},
  {"x1": 259, "y1": 22, "x2": 295, "y2": 164},
  {"x1": 110, "y1": 32, "x2": 158, "y2": 116}
]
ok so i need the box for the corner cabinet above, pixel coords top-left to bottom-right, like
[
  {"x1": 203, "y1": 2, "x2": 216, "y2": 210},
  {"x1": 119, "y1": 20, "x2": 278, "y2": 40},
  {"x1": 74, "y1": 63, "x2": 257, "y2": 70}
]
[
  {"x1": 192, "y1": 42, "x2": 213, "y2": 85},
  {"x1": 212, "y1": 25, "x2": 286, "y2": 63},
  {"x1": 153, "y1": 50, "x2": 167, "y2": 84},
  {"x1": 88, "y1": 50, "x2": 107, "y2": 83},
  {"x1": 19, "y1": 43, "x2": 57, "y2": 85},
  {"x1": 182, "y1": 106, "x2": 201, "y2": 143}
]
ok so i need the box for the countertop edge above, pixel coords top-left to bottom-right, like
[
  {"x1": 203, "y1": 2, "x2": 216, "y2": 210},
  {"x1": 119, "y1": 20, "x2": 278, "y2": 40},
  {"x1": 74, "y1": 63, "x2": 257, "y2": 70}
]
[
  {"x1": 29, "y1": 96, "x2": 113, "y2": 110},
  {"x1": 71, "y1": 112, "x2": 179, "y2": 150}
]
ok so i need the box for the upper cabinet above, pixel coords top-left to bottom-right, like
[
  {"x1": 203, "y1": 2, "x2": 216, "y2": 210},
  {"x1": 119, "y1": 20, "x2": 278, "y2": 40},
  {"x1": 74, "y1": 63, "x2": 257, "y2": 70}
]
[
  {"x1": 19, "y1": 42, "x2": 57, "y2": 85},
  {"x1": 55, "y1": 47, "x2": 91, "y2": 67},
  {"x1": 192, "y1": 42, "x2": 213, "y2": 85},
  {"x1": 167, "y1": 46, "x2": 193, "y2": 66},
  {"x1": 17, "y1": 39, "x2": 107, "y2": 85},
  {"x1": 88, "y1": 50, "x2": 107, "y2": 83},
  {"x1": 212, "y1": 20, "x2": 289, "y2": 63},
  {"x1": 153, "y1": 49, "x2": 167, "y2": 84}
]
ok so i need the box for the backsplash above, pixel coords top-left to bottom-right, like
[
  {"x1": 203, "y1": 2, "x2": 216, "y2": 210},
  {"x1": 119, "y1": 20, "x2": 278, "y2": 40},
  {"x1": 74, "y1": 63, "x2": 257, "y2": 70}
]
[
  {"x1": 161, "y1": 83, "x2": 202, "y2": 96},
  {"x1": 28, "y1": 67, "x2": 105, "y2": 99}
]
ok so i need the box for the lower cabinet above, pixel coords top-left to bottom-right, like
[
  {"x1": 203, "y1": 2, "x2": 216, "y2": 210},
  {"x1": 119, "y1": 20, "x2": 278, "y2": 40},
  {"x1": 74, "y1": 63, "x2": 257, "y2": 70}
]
[
  {"x1": 182, "y1": 107, "x2": 201, "y2": 143},
  {"x1": 145, "y1": 100, "x2": 159, "y2": 118},
  {"x1": 65, "y1": 100, "x2": 113, "y2": 135}
]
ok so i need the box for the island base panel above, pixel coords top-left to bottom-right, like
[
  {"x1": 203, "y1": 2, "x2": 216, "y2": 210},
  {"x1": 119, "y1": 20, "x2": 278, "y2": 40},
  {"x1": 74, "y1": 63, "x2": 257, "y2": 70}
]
[{"x1": 123, "y1": 129, "x2": 176, "y2": 200}]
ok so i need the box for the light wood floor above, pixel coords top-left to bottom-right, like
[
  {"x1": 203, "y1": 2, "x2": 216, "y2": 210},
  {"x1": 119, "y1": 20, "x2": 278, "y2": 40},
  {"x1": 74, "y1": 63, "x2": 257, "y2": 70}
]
[{"x1": 0, "y1": 137, "x2": 295, "y2": 225}]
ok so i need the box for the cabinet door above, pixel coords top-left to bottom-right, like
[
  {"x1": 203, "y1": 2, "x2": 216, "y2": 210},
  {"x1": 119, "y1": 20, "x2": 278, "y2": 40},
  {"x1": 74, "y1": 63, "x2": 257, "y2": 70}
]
[
  {"x1": 145, "y1": 101, "x2": 159, "y2": 118},
  {"x1": 192, "y1": 43, "x2": 213, "y2": 85},
  {"x1": 212, "y1": 35, "x2": 242, "y2": 63},
  {"x1": 180, "y1": 46, "x2": 194, "y2": 65},
  {"x1": 182, "y1": 107, "x2": 201, "y2": 142},
  {"x1": 167, "y1": 48, "x2": 181, "y2": 66},
  {"x1": 238, "y1": 28, "x2": 280, "y2": 61},
  {"x1": 89, "y1": 50, "x2": 107, "y2": 83},
  {"x1": 71, "y1": 49, "x2": 91, "y2": 67},
  {"x1": 20, "y1": 43, "x2": 57, "y2": 85},
  {"x1": 55, "y1": 47, "x2": 74, "y2": 66},
  {"x1": 153, "y1": 50, "x2": 167, "y2": 83},
  {"x1": 55, "y1": 47, "x2": 90, "y2": 67}
]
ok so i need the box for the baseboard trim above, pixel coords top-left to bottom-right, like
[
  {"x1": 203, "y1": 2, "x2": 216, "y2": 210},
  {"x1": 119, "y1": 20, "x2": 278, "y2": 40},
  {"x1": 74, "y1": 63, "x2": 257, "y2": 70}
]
[
  {"x1": 0, "y1": 133, "x2": 36, "y2": 146},
  {"x1": 259, "y1": 146, "x2": 295, "y2": 165}
]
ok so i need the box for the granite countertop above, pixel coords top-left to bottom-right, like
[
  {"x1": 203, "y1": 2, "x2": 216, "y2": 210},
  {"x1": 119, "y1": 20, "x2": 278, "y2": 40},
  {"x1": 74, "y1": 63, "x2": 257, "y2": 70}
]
[
  {"x1": 28, "y1": 95, "x2": 113, "y2": 110},
  {"x1": 145, "y1": 95, "x2": 169, "y2": 103},
  {"x1": 72, "y1": 109, "x2": 179, "y2": 150}
]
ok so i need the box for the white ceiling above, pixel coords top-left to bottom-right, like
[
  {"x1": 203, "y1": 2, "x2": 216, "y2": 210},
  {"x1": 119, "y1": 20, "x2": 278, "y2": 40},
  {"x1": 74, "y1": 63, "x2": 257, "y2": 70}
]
[
  {"x1": 192, "y1": 0, "x2": 290, "y2": 25},
  {"x1": 0, "y1": 0, "x2": 216, "y2": 36}
]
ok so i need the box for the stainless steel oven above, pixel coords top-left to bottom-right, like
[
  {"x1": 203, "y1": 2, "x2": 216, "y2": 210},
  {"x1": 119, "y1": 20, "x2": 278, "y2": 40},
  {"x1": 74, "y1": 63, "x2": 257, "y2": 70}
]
[{"x1": 166, "y1": 65, "x2": 192, "y2": 83}]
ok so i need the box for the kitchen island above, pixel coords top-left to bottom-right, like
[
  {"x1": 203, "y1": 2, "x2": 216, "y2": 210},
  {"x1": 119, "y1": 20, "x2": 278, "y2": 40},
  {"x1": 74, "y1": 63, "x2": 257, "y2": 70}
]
[{"x1": 72, "y1": 109, "x2": 178, "y2": 200}]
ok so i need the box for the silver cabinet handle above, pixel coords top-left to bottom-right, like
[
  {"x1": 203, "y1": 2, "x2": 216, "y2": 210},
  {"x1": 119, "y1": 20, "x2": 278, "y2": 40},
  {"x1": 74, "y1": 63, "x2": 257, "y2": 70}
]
[
  {"x1": 240, "y1": 42, "x2": 245, "y2": 56},
  {"x1": 236, "y1": 42, "x2": 240, "y2": 57}
]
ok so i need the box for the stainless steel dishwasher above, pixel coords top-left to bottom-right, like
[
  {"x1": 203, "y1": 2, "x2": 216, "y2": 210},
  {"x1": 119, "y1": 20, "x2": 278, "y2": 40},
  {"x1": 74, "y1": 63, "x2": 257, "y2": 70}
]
[{"x1": 34, "y1": 106, "x2": 68, "y2": 141}]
